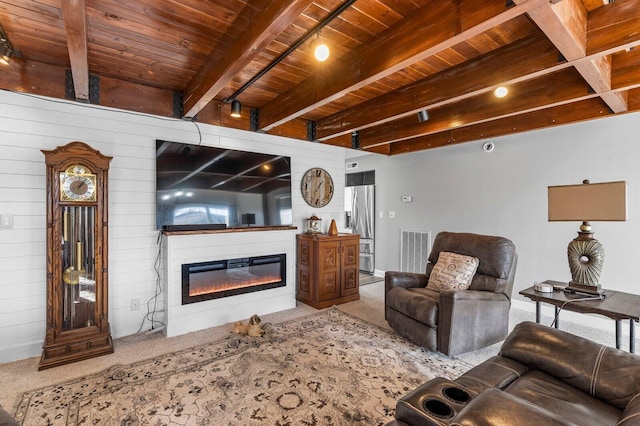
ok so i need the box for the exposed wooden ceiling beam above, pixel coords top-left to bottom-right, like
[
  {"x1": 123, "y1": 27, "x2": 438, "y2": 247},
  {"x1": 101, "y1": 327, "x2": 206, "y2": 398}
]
[
  {"x1": 587, "y1": 0, "x2": 640, "y2": 54},
  {"x1": 182, "y1": 0, "x2": 315, "y2": 119},
  {"x1": 389, "y1": 97, "x2": 616, "y2": 155},
  {"x1": 327, "y1": 0, "x2": 640, "y2": 149},
  {"x1": 359, "y1": 68, "x2": 597, "y2": 148},
  {"x1": 375, "y1": 48, "x2": 640, "y2": 155},
  {"x1": 258, "y1": 0, "x2": 549, "y2": 131},
  {"x1": 612, "y1": 48, "x2": 640, "y2": 90},
  {"x1": 518, "y1": 0, "x2": 628, "y2": 112},
  {"x1": 315, "y1": 33, "x2": 565, "y2": 141},
  {"x1": 61, "y1": 0, "x2": 89, "y2": 101}
]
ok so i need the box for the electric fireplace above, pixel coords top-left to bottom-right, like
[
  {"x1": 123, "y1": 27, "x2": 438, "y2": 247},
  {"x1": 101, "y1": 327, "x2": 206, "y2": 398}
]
[{"x1": 181, "y1": 254, "x2": 286, "y2": 305}]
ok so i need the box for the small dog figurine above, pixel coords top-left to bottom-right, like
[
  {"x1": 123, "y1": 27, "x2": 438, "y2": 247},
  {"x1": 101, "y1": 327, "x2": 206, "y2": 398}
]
[
  {"x1": 230, "y1": 314, "x2": 265, "y2": 337},
  {"x1": 231, "y1": 321, "x2": 248, "y2": 335},
  {"x1": 247, "y1": 314, "x2": 265, "y2": 337}
]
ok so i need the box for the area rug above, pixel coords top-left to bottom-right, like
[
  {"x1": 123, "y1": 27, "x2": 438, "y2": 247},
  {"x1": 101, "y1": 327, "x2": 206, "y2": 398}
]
[{"x1": 12, "y1": 308, "x2": 471, "y2": 425}]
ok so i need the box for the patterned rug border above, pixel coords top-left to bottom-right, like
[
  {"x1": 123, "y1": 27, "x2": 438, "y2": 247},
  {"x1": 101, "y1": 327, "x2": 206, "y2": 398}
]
[{"x1": 13, "y1": 307, "x2": 472, "y2": 424}]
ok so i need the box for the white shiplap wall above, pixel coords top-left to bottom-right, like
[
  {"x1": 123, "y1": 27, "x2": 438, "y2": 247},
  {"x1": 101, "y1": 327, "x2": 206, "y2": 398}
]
[{"x1": 0, "y1": 90, "x2": 348, "y2": 363}]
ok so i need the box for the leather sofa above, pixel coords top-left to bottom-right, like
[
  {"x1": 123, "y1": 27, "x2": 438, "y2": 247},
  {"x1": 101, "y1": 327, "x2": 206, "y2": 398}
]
[
  {"x1": 385, "y1": 232, "x2": 517, "y2": 355},
  {"x1": 0, "y1": 405, "x2": 18, "y2": 426},
  {"x1": 388, "y1": 321, "x2": 640, "y2": 426}
]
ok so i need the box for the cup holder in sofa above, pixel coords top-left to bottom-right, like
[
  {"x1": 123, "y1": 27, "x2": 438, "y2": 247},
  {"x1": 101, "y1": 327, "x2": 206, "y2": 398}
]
[
  {"x1": 423, "y1": 399, "x2": 454, "y2": 419},
  {"x1": 443, "y1": 386, "x2": 471, "y2": 404}
]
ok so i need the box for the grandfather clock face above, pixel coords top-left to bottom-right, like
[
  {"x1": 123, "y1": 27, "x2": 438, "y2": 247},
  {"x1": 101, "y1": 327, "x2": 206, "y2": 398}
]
[{"x1": 60, "y1": 165, "x2": 97, "y2": 202}]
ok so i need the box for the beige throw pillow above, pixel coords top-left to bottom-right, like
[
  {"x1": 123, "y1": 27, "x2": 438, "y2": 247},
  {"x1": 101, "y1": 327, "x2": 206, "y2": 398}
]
[{"x1": 427, "y1": 251, "x2": 479, "y2": 291}]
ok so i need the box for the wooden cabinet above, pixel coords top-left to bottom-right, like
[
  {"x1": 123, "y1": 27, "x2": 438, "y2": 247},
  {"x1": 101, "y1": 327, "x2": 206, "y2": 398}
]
[
  {"x1": 296, "y1": 233, "x2": 360, "y2": 309},
  {"x1": 39, "y1": 142, "x2": 114, "y2": 370}
]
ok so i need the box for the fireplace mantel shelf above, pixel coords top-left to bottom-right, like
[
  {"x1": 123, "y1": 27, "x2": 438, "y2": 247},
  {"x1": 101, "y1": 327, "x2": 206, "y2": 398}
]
[{"x1": 162, "y1": 225, "x2": 297, "y2": 236}]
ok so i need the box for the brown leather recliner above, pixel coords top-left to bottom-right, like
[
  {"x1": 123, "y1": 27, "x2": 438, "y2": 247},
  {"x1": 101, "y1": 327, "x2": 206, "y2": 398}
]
[
  {"x1": 388, "y1": 321, "x2": 640, "y2": 426},
  {"x1": 385, "y1": 232, "x2": 518, "y2": 355}
]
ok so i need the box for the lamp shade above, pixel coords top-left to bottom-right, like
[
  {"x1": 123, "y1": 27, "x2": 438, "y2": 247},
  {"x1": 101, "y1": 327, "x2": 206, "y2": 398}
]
[{"x1": 548, "y1": 180, "x2": 627, "y2": 222}]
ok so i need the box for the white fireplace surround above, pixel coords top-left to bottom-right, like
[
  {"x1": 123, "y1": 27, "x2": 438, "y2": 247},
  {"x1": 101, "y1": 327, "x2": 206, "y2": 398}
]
[{"x1": 162, "y1": 228, "x2": 297, "y2": 337}]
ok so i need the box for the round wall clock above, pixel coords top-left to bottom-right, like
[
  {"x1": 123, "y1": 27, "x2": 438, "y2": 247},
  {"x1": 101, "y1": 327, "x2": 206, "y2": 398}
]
[{"x1": 301, "y1": 167, "x2": 334, "y2": 207}]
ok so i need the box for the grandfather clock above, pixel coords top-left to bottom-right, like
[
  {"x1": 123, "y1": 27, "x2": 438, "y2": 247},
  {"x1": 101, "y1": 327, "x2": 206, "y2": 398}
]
[{"x1": 39, "y1": 142, "x2": 114, "y2": 370}]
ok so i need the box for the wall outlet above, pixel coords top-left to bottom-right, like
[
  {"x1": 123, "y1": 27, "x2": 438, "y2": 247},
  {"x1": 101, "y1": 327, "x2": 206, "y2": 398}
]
[
  {"x1": 130, "y1": 298, "x2": 140, "y2": 311},
  {"x1": 389, "y1": 211, "x2": 396, "y2": 219}
]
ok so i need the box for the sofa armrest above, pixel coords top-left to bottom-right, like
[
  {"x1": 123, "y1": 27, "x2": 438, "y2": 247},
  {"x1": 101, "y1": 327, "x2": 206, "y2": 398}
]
[
  {"x1": 437, "y1": 290, "x2": 510, "y2": 355},
  {"x1": 385, "y1": 271, "x2": 429, "y2": 291},
  {"x1": 618, "y1": 394, "x2": 640, "y2": 425},
  {"x1": 440, "y1": 289, "x2": 508, "y2": 302},
  {"x1": 453, "y1": 388, "x2": 576, "y2": 426},
  {"x1": 385, "y1": 272, "x2": 430, "y2": 321},
  {"x1": 384, "y1": 421, "x2": 411, "y2": 426},
  {"x1": 0, "y1": 405, "x2": 18, "y2": 426},
  {"x1": 500, "y1": 321, "x2": 640, "y2": 410},
  {"x1": 455, "y1": 355, "x2": 529, "y2": 394}
]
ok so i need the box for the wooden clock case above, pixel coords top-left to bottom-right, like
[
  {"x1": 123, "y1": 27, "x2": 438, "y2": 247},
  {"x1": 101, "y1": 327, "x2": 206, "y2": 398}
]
[{"x1": 39, "y1": 142, "x2": 114, "y2": 370}]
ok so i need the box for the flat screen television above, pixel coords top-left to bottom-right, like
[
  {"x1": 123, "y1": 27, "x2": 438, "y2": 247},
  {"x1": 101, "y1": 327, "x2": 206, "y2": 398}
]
[{"x1": 156, "y1": 140, "x2": 292, "y2": 230}]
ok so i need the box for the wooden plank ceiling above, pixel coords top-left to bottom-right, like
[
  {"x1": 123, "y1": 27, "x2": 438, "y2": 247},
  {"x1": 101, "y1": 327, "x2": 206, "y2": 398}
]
[{"x1": 1, "y1": 0, "x2": 639, "y2": 155}]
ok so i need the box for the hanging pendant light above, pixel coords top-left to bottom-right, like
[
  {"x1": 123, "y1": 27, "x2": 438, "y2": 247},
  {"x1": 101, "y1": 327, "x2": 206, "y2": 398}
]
[{"x1": 312, "y1": 33, "x2": 329, "y2": 62}]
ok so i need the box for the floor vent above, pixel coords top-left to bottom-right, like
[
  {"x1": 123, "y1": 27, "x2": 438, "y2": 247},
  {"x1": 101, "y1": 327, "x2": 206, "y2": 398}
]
[{"x1": 400, "y1": 230, "x2": 431, "y2": 273}]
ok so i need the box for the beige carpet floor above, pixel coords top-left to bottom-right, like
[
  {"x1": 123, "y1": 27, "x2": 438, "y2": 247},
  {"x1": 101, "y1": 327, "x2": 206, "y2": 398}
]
[
  {"x1": 1, "y1": 278, "x2": 631, "y2": 417},
  {"x1": 11, "y1": 307, "x2": 472, "y2": 425},
  {"x1": 0, "y1": 281, "x2": 389, "y2": 413}
]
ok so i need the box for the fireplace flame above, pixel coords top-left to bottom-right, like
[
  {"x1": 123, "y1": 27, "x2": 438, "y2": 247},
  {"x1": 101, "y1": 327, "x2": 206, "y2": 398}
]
[
  {"x1": 182, "y1": 254, "x2": 286, "y2": 305},
  {"x1": 189, "y1": 274, "x2": 282, "y2": 296}
]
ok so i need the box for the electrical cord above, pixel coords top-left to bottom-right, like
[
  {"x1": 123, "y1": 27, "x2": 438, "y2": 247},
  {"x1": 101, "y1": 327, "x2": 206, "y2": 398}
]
[
  {"x1": 549, "y1": 295, "x2": 605, "y2": 328},
  {"x1": 146, "y1": 231, "x2": 166, "y2": 331},
  {"x1": 128, "y1": 231, "x2": 166, "y2": 338}
]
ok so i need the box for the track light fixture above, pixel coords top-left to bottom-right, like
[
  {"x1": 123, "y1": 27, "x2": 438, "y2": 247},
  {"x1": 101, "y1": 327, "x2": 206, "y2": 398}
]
[
  {"x1": 230, "y1": 99, "x2": 242, "y2": 118},
  {"x1": 0, "y1": 24, "x2": 16, "y2": 66},
  {"x1": 223, "y1": 0, "x2": 354, "y2": 107},
  {"x1": 312, "y1": 33, "x2": 330, "y2": 62},
  {"x1": 417, "y1": 110, "x2": 429, "y2": 122},
  {"x1": 0, "y1": 46, "x2": 11, "y2": 66}
]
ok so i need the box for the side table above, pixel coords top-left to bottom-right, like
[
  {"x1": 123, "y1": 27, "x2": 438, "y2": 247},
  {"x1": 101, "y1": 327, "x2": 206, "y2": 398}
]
[{"x1": 520, "y1": 280, "x2": 640, "y2": 353}]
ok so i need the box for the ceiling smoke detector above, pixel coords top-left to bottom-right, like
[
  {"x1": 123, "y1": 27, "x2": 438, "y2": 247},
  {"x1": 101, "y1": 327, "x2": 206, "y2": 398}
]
[{"x1": 482, "y1": 142, "x2": 495, "y2": 153}]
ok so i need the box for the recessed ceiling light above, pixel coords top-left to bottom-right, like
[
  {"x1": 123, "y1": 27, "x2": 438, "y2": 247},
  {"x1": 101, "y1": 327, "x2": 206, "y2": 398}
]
[{"x1": 494, "y1": 86, "x2": 508, "y2": 98}]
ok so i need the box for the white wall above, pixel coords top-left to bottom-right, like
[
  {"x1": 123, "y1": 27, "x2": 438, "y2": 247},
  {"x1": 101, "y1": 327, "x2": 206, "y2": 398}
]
[
  {"x1": 347, "y1": 112, "x2": 640, "y2": 329},
  {"x1": 0, "y1": 90, "x2": 347, "y2": 363}
]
